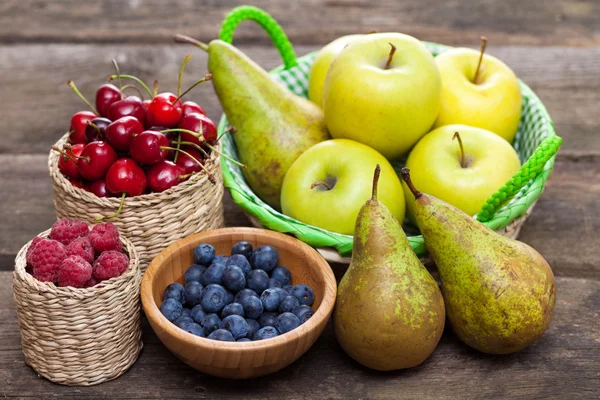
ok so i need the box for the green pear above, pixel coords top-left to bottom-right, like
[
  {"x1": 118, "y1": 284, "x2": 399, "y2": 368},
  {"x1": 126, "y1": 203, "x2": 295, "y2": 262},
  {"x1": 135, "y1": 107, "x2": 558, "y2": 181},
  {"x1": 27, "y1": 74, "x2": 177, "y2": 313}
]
[
  {"x1": 333, "y1": 165, "x2": 445, "y2": 371},
  {"x1": 401, "y1": 168, "x2": 556, "y2": 354}
]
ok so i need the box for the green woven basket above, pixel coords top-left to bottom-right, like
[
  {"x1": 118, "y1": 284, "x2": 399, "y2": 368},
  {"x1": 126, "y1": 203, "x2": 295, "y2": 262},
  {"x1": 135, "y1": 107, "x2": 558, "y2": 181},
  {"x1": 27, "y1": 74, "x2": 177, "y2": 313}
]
[{"x1": 217, "y1": 6, "x2": 562, "y2": 261}]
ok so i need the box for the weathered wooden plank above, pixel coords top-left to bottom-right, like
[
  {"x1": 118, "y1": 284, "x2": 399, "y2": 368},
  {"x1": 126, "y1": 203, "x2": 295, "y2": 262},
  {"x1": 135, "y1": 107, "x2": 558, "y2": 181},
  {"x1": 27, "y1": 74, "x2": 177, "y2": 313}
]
[
  {"x1": 1, "y1": 44, "x2": 599, "y2": 155},
  {"x1": 0, "y1": 272, "x2": 598, "y2": 399},
  {"x1": 1, "y1": 0, "x2": 598, "y2": 46},
  {"x1": 1, "y1": 154, "x2": 598, "y2": 281}
]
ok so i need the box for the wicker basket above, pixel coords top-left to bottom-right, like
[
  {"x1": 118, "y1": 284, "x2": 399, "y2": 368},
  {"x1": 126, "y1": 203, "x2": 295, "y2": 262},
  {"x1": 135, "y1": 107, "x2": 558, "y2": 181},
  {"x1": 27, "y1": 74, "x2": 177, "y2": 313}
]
[
  {"x1": 49, "y1": 133, "x2": 225, "y2": 271},
  {"x1": 13, "y1": 229, "x2": 142, "y2": 386}
]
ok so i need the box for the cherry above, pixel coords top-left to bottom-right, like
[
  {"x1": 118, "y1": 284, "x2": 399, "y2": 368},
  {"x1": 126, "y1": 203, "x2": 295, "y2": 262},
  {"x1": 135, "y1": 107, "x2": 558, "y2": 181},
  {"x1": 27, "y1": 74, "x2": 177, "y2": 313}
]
[
  {"x1": 142, "y1": 99, "x2": 151, "y2": 112},
  {"x1": 175, "y1": 147, "x2": 204, "y2": 174},
  {"x1": 177, "y1": 112, "x2": 217, "y2": 145},
  {"x1": 54, "y1": 143, "x2": 85, "y2": 179},
  {"x1": 88, "y1": 179, "x2": 112, "y2": 198},
  {"x1": 68, "y1": 178, "x2": 88, "y2": 190},
  {"x1": 130, "y1": 130, "x2": 169, "y2": 165},
  {"x1": 69, "y1": 111, "x2": 97, "y2": 144},
  {"x1": 107, "y1": 96, "x2": 146, "y2": 126},
  {"x1": 146, "y1": 160, "x2": 186, "y2": 192},
  {"x1": 85, "y1": 117, "x2": 111, "y2": 143},
  {"x1": 146, "y1": 92, "x2": 183, "y2": 128},
  {"x1": 105, "y1": 158, "x2": 147, "y2": 197},
  {"x1": 77, "y1": 141, "x2": 118, "y2": 181},
  {"x1": 105, "y1": 116, "x2": 144, "y2": 152},
  {"x1": 95, "y1": 84, "x2": 122, "y2": 118},
  {"x1": 182, "y1": 101, "x2": 206, "y2": 117}
]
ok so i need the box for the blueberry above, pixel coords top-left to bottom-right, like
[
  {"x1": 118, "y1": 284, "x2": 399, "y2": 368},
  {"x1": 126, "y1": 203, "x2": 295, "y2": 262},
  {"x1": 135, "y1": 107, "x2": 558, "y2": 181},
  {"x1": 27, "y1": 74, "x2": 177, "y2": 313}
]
[
  {"x1": 289, "y1": 284, "x2": 315, "y2": 306},
  {"x1": 181, "y1": 322, "x2": 204, "y2": 337},
  {"x1": 260, "y1": 288, "x2": 283, "y2": 312},
  {"x1": 201, "y1": 262, "x2": 225, "y2": 286},
  {"x1": 276, "y1": 312, "x2": 300, "y2": 334},
  {"x1": 183, "y1": 281, "x2": 204, "y2": 307},
  {"x1": 212, "y1": 255, "x2": 229, "y2": 265},
  {"x1": 190, "y1": 305, "x2": 206, "y2": 324},
  {"x1": 184, "y1": 264, "x2": 206, "y2": 284},
  {"x1": 207, "y1": 329, "x2": 235, "y2": 341},
  {"x1": 242, "y1": 296, "x2": 264, "y2": 320},
  {"x1": 271, "y1": 266, "x2": 292, "y2": 286},
  {"x1": 222, "y1": 265, "x2": 246, "y2": 293},
  {"x1": 200, "y1": 284, "x2": 228, "y2": 313},
  {"x1": 226, "y1": 254, "x2": 252, "y2": 276},
  {"x1": 267, "y1": 278, "x2": 282, "y2": 288},
  {"x1": 245, "y1": 318, "x2": 260, "y2": 339},
  {"x1": 253, "y1": 326, "x2": 279, "y2": 341},
  {"x1": 163, "y1": 283, "x2": 185, "y2": 304},
  {"x1": 272, "y1": 287, "x2": 289, "y2": 302},
  {"x1": 237, "y1": 338, "x2": 252, "y2": 342},
  {"x1": 283, "y1": 285, "x2": 293, "y2": 293},
  {"x1": 174, "y1": 315, "x2": 193, "y2": 329},
  {"x1": 258, "y1": 312, "x2": 278, "y2": 328},
  {"x1": 293, "y1": 305, "x2": 314, "y2": 324},
  {"x1": 160, "y1": 298, "x2": 183, "y2": 322},
  {"x1": 234, "y1": 288, "x2": 258, "y2": 304},
  {"x1": 200, "y1": 313, "x2": 221, "y2": 336},
  {"x1": 279, "y1": 295, "x2": 300, "y2": 313},
  {"x1": 181, "y1": 308, "x2": 191, "y2": 318},
  {"x1": 221, "y1": 302, "x2": 245, "y2": 318},
  {"x1": 247, "y1": 269, "x2": 269, "y2": 294},
  {"x1": 231, "y1": 241, "x2": 253, "y2": 258},
  {"x1": 194, "y1": 243, "x2": 215, "y2": 265},
  {"x1": 225, "y1": 289, "x2": 234, "y2": 305},
  {"x1": 221, "y1": 315, "x2": 249, "y2": 339},
  {"x1": 249, "y1": 245, "x2": 279, "y2": 273}
]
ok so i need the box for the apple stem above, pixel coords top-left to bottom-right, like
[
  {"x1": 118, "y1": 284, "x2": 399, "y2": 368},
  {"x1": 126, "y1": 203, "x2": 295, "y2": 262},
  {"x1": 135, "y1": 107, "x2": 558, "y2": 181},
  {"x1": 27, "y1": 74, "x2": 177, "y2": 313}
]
[
  {"x1": 108, "y1": 74, "x2": 154, "y2": 99},
  {"x1": 400, "y1": 168, "x2": 422, "y2": 199},
  {"x1": 174, "y1": 74, "x2": 212, "y2": 104},
  {"x1": 159, "y1": 146, "x2": 216, "y2": 183},
  {"x1": 372, "y1": 164, "x2": 381, "y2": 200},
  {"x1": 384, "y1": 43, "x2": 397, "y2": 70},
  {"x1": 473, "y1": 36, "x2": 488, "y2": 84},
  {"x1": 51, "y1": 145, "x2": 78, "y2": 164},
  {"x1": 310, "y1": 181, "x2": 333, "y2": 191},
  {"x1": 153, "y1": 80, "x2": 159, "y2": 97},
  {"x1": 111, "y1": 59, "x2": 124, "y2": 99},
  {"x1": 177, "y1": 54, "x2": 192, "y2": 101},
  {"x1": 453, "y1": 132, "x2": 467, "y2": 168},
  {"x1": 174, "y1": 34, "x2": 209, "y2": 52},
  {"x1": 96, "y1": 192, "x2": 126, "y2": 221},
  {"x1": 120, "y1": 84, "x2": 144, "y2": 98},
  {"x1": 67, "y1": 80, "x2": 99, "y2": 115}
]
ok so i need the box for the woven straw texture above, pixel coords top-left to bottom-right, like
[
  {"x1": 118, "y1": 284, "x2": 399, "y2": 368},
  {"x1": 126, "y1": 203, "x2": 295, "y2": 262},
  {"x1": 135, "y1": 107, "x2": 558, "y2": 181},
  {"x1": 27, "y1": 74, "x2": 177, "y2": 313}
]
[
  {"x1": 12, "y1": 229, "x2": 142, "y2": 386},
  {"x1": 49, "y1": 133, "x2": 225, "y2": 271}
]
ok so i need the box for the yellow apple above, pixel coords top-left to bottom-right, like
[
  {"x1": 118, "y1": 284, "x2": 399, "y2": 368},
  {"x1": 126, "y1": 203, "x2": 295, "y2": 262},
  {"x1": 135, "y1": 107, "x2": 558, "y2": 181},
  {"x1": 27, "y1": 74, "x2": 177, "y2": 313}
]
[
  {"x1": 403, "y1": 124, "x2": 521, "y2": 219},
  {"x1": 308, "y1": 34, "x2": 363, "y2": 108},
  {"x1": 323, "y1": 33, "x2": 441, "y2": 160},
  {"x1": 434, "y1": 47, "x2": 522, "y2": 143},
  {"x1": 281, "y1": 139, "x2": 405, "y2": 235}
]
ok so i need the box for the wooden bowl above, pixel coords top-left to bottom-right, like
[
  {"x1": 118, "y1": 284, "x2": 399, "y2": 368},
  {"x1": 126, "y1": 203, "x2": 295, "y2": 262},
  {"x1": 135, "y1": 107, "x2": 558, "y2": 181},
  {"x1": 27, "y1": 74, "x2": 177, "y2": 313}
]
[{"x1": 141, "y1": 227, "x2": 337, "y2": 379}]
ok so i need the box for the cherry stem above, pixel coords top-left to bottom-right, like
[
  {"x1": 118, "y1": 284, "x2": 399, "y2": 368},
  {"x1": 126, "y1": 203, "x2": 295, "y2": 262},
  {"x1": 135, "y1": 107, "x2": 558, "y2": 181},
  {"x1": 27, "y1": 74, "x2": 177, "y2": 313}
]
[
  {"x1": 400, "y1": 168, "x2": 422, "y2": 199},
  {"x1": 173, "y1": 34, "x2": 209, "y2": 52},
  {"x1": 173, "y1": 133, "x2": 182, "y2": 163},
  {"x1": 108, "y1": 74, "x2": 153, "y2": 99},
  {"x1": 384, "y1": 43, "x2": 396, "y2": 70},
  {"x1": 177, "y1": 54, "x2": 192, "y2": 100},
  {"x1": 120, "y1": 84, "x2": 144, "y2": 98},
  {"x1": 179, "y1": 173, "x2": 193, "y2": 180},
  {"x1": 217, "y1": 126, "x2": 237, "y2": 142},
  {"x1": 172, "y1": 139, "x2": 245, "y2": 169},
  {"x1": 96, "y1": 192, "x2": 126, "y2": 221},
  {"x1": 473, "y1": 36, "x2": 488, "y2": 84},
  {"x1": 87, "y1": 120, "x2": 101, "y2": 136},
  {"x1": 112, "y1": 59, "x2": 124, "y2": 99},
  {"x1": 372, "y1": 164, "x2": 381, "y2": 199},
  {"x1": 171, "y1": 140, "x2": 209, "y2": 158},
  {"x1": 159, "y1": 146, "x2": 216, "y2": 183},
  {"x1": 51, "y1": 146, "x2": 77, "y2": 164},
  {"x1": 453, "y1": 132, "x2": 467, "y2": 168},
  {"x1": 62, "y1": 144, "x2": 90, "y2": 162},
  {"x1": 310, "y1": 181, "x2": 333, "y2": 191},
  {"x1": 175, "y1": 74, "x2": 212, "y2": 104},
  {"x1": 67, "y1": 81, "x2": 99, "y2": 115},
  {"x1": 153, "y1": 80, "x2": 159, "y2": 97},
  {"x1": 161, "y1": 128, "x2": 204, "y2": 142}
]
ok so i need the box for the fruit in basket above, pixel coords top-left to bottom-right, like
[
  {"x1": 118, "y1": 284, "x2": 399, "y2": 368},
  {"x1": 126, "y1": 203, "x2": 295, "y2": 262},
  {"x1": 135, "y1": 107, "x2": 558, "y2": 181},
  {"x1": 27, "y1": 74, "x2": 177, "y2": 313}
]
[
  {"x1": 182, "y1": 100, "x2": 206, "y2": 116},
  {"x1": 85, "y1": 117, "x2": 111, "y2": 143},
  {"x1": 308, "y1": 34, "x2": 363, "y2": 107},
  {"x1": 95, "y1": 83, "x2": 122, "y2": 118},
  {"x1": 434, "y1": 37, "x2": 522, "y2": 143},
  {"x1": 323, "y1": 33, "x2": 441, "y2": 160},
  {"x1": 146, "y1": 92, "x2": 183, "y2": 128},
  {"x1": 403, "y1": 125, "x2": 521, "y2": 219},
  {"x1": 89, "y1": 223, "x2": 122, "y2": 253},
  {"x1": 334, "y1": 166, "x2": 445, "y2": 371},
  {"x1": 50, "y1": 219, "x2": 89, "y2": 246},
  {"x1": 107, "y1": 95, "x2": 146, "y2": 127},
  {"x1": 66, "y1": 237, "x2": 95, "y2": 263},
  {"x1": 146, "y1": 161, "x2": 187, "y2": 192},
  {"x1": 55, "y1": 143, "x2": 84, "y2": 179},
  {"x1": 29, "y1": 238, "x2": 67, "y2": 283},
  {"x1": 77, "y1": 141, "x2": 118, "y2": 181},
  {"x1": 105, "y1": 158, "x2": 147, "y2": 198},
  {"x1": 58, "y1": 255, "x2": 93, "y2": 288},
  {"x1": 401, "y1": 168, "x2": 556, "y2": 354},
  {"x1": 93, "y1": 250, "x2": 130, "y2": 281},
  {"x1": 105, "y1": 116, "x2": 144, "y2": 151},
  {"x1": 69, "y1": 111, "x2": 97, "y2": 144},
  {"x1": 88, "y1": 179, "x2": 111, "y2": 197},
  {"x1": 281, "y1": 139, "x2": 404, "y2": 235}
]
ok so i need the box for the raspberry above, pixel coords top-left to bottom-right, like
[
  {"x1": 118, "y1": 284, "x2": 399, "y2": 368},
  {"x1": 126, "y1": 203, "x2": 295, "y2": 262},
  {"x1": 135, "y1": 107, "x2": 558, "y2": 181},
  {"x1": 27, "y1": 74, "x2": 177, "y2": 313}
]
[
  {"x1": 89, "y1": 223, "x2": 122, "y2": 254},
  {"x1": 50, "y1": 219, "x2": 89, "y2": 246},
  {"x1": 66, "y1": 236, "x2": 95, "y2": 263},
  {"x1": 25, "y1": 236, "x2": 43, "y2": 266},
  {"x1": 84, "y1": 277, "x2": 99, "y2": 288},
  {"x1": 93, "y1": 250, "x2": 130, "y2": 281},
  {"x1": 29, "y1": 239, "x2": 67, "y2": 283},
  {"x1": 58, "y1": 255, "x2": 93, "y2": 288}
]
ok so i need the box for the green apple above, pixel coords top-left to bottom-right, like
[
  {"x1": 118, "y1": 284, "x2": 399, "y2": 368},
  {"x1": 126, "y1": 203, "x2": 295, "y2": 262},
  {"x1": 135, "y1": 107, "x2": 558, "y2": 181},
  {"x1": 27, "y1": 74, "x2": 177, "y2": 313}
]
[
  {"x1": 403, "y1": 124, "x2": 521, "y2": 220},
  {"x1": 323, "y1": 32, "x2": 441, "y2": 160},
  {"x1": 308, "y1": 34, "x2": 363, "y2": 108},
  {"x1": 281, "y1": 139, "x2": 405, "y2": 235},
  {"x1": 434, "y1": 46, "x2": 522, "y2": 143}
]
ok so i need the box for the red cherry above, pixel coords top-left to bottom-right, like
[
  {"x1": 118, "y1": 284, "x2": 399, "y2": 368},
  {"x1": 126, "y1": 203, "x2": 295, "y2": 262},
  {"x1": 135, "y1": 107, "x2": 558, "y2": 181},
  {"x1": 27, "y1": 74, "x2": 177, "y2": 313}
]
[
  {"x1": 56, "y1": 143, "x2": 85, "y2": 179},
  {"x1": 146, "y1": 160, "x2": 185, "y2": 192},
  {"x1": 84, "y1": 117, "x2": 111, "y2": 143},
  {"x1": 68, "y1": 178, "x2": 88, "y2": 190},
  {"x1": 88, "y1": 179, "x2": 113, "y2": 198},
  {"x1": 105, "y1": 116, "x2": 144, "y2": 152},
  {"x1": 146, "y1": 92, "x2": 183, "y2": 128},
  {"x1": 107, "y1": 96, "x2": 146, "y2": 126},
  {"x1": 130, "y1": 130, "x2": 169, "y2": 165},
  {"x1": 142, "y1": 99, "x2": 151, "y2": 112},
  {"x1": 175, "y1": 147, "x2": 204, "y2": 175},
  {"x1": 95, "y1": 84, "x2": 121, "y2": 118},
  {"x1": 69, "y1": 111, "x2": 97, "y2": 144},
  {"x1": 77, "y1": 141, "x2": 118, "y2": 181},
  {"x1": 182, "y1": 101, "x2": 206, "y2": 117},
  {"x1": 105, "y1": 158, "x2": 147, "y2": 197},
  {"x1": 178, "y1": 112, "x2": 217, "y2": 145}
]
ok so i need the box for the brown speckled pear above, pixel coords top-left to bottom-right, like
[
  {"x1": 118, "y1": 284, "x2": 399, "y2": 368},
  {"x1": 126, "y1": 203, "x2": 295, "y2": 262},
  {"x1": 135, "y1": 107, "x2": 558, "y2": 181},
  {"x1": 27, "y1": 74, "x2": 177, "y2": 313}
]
[
  {"x1": 333, "y1": 165, "x2": 445, "y2": 371},
  {"x1": 401, "y1": 168, "x2": 556, "y2": 354}
]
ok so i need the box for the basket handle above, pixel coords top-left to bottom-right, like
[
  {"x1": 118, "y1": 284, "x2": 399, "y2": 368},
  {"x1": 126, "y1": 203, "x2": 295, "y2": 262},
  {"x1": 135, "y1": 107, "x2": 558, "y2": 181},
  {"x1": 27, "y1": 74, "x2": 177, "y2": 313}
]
[
  {"x1": 477, "y1": 134, "x2": 563, "y2": 222},
  {"x1": 219, "y1": 6, "x2": 298, "y2": 70}
]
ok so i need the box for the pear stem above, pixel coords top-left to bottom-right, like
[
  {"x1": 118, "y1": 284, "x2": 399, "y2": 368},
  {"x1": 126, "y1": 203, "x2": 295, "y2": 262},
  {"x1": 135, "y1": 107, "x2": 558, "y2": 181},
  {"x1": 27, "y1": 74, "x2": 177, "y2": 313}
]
[
  {"x1": 384, "y1": 43, "x2": 396, "y2": 70},
  {"x1": 473, "y1": 36, "x2": 488, "y2": 84},
  {"x1": 96, "y1": 193, "x2": 126, "y2": 221},
  {"x1": 174, "y1": 34, "x2": 209, "y2": 52},
  {"x1": 108, "y1": 74, "x2": 153, "y2": 98},
  {"x1": 177, "y1": 54, "x2": 192, "y2": 100},
  {"x1": 67, "y1": 80, "x2": 99, "y2": 115},
  {"x1": 453, "y1": 132, "x2": 467, "y2": 168},
  {"x1": 372, "y1": 164, "x2": 381, "y2": 199},
  {"x1": 175, "y1": 74, "x2": 212, "y2": 103},
  {"x1": 310, "y1": 181, "x2": 333, "y2": 191},
  {"x1": 400, "y1": 168, "x2": 422, "y2": 199}
]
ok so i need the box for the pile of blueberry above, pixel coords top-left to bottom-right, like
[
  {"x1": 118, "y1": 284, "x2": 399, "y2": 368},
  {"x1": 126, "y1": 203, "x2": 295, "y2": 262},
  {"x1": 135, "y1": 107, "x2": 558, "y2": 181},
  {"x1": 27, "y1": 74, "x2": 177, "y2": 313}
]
[{"x1": 159, "y1": 241, "x2": 316, "y2": 342}]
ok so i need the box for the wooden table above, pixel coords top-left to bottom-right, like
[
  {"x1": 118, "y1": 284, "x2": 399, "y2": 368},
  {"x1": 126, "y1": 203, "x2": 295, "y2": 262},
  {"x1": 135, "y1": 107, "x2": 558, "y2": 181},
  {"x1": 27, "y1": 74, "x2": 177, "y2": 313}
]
[{"x1": 1, "y1": 1, "x2": 598, "y2": 398}]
